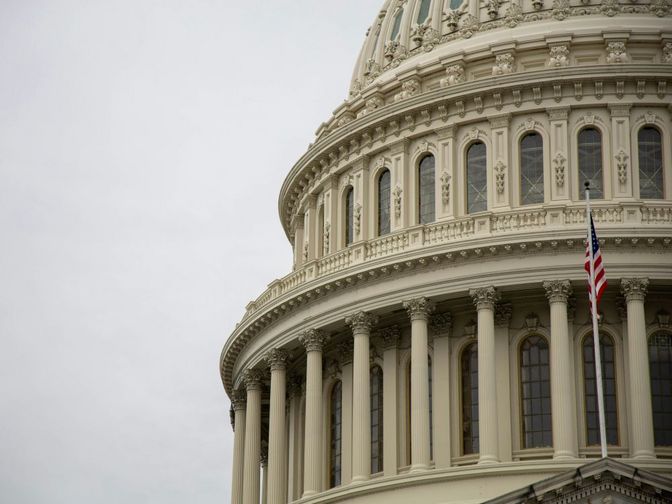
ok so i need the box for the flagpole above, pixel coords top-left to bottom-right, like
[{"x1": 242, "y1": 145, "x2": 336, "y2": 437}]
[{"x1": 585, "y1": 181, "x2": 608, "y2": 458}]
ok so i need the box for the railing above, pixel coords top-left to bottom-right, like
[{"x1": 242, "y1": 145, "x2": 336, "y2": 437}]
[{"x1": 241, "y1": 202, "x2": 672, "y2": 321}]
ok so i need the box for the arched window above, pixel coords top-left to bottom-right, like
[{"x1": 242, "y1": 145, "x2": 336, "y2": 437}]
[
  {"x1": 405, "y1": 355, "x2": 433, "y2": 464},
  {"x1": 578, "y1": 128, "x2": 604, "y2": 199},
  {"x1": 461, "y1": 342, "x2": 479, "y2": 454},
  {"x1": 417, "y1": 0, "x2": 431, "y2": 23},
  {"x1": 418, "y1": 155, "x2": 435, "y2": 224},
  {"x1": 638, "y1": 127, "x2": 664, "y2": 199},
  {"x1": 582, "y1": 333, "x2": 618, "y2": 445},
  {"x1": 390, "y1": 8, "x2": 403, "y2": 41},
  {"x1": 317, "y1": 204, "x2": 325, "y2": 258},
  {"x1": 466, "y1": 142, "x2": 487, "y2": 214},
  {"x1": 370, "y1": 365, "x2": 384, "y2": 473},
  {"x1": 520, "y1": 132, "x2": 544, "y2": 205},
  {"x1": 520, "y1": 335, "x2": 552, "y2": 448},
  {"x1": 378, "y1": 170, "x2": 391, "y2": 236},
  {"x1": 344, "y1": 186, "x2": 354, "y2": 246},
  {"x1": 649, "y1": 331, "x2": 672, "y2": 446},
  {"x1": 329, "y1": 381, "x2": 343, "y2": 488}
]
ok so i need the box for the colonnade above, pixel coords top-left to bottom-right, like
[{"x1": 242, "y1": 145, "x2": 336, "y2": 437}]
[{"x1": 230, "y1": 277, "x2": 655, "y2": 504}]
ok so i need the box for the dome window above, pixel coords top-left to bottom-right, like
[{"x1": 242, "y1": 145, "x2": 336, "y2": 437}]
[
  {"x1": 578, "y1": 128, "x2": 604, "y2": 200},
  {"x1": 418, "y1": 155, "x2": 436, "y2": 224},
  {"x1": 344, "y1": 186, "x2": 355, "y2": 246},
  {"x1": 390, "y1": 8, "x2": 404, "y2": 41},
  {"x1": 378, "y1": 169, "x2": 391, "y2": 236},
  {"x1": 520, "y1": 132, "x2": 544, "y2": 205},
  {"x1": 461, "y1": 343, "x2": 479, "y2": 455},
  {"x1": 417, "y1": 0, "x2": 431, "y2": 24},
  {"x1": 466, "y1": 142, "x2": 487, "y2": 214},
  {"x1": 638, "y1": 126, "x2": 664, "y2": 199},
  {"x1": 329, "y1": 381, "x2": 343, "y2": 488},
  {"x1": 520, "y1": 335, "x2": 552, "y2": 448},
  {"x1": 649, "y1": 331, "x2": 672, "y2": 447}
]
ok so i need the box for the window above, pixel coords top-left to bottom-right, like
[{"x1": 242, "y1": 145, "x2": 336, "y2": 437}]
[
  {"x1": 417, "y1": 0, "x2": 431, "y2": 23},
  {"x1": 578, "y1": 128, "x2": 604, "y2": 199},
  {"x1": 378, "y1": 170, "x2": 391, "y2": 236},
  {"x1": 638, "y1": 127, "x2": 664, "y2": 199},
  {"x1": 405, "y1": 355, "x2": 433, "y2": 464},
  {"x1": 582, "y1": 333, "x2": 618, "y2": 445},
  {"x1": 449, "y1": 0, "x2": 464, "y2": 9},
  {"x1": 345, "y1": 186, "x2": 354, "y2": 246},
  {"x1": 520, "y1": 132, "x2": 544, "y2": 205},
  {"x1": 329, "y1": 381, "x2": 342, "y2": 488},
  {"x1": 461, "y1": 342, "x2": 479, "y2": 454},
  {"x1": 418, "y1": 155, "x2": 435, "y2": 224},
  {"x1": 649, "y1": 331, "x2": 672, "y2": 446},
  {"x1": 390, "y1": 9, "x2": 403, "y2": 41},
  {"x1": 520, "y1": 335, "x2": 552, "y2": 448},
  {"x1": 466, "y1": 142, "x2": 487, "y2": 213},
  {"x1": 370, "y1": 366, "x2": 384, "y2": 473}
]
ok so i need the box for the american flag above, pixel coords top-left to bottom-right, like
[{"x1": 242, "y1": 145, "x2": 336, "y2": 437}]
[{"x1": 584, "y1": 214, "x2": 607, "y2": 312}]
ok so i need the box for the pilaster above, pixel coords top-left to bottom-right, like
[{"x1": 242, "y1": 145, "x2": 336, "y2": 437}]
[
  {"x1": 430, "y1": 312, "x2": 452, "y2": 468},
  {"x1": 547, "y1": 107, "x2": 570, "y2": 202}
]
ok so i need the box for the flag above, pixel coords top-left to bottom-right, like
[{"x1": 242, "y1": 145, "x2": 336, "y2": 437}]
[{"x1": 584, "y1": 214, "x2": 607, "y2": 312}]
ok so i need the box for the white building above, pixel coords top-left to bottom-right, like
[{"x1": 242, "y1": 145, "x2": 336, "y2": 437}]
[{"x1": 221, "y1": 1, "x2": 672, "y2": 503}]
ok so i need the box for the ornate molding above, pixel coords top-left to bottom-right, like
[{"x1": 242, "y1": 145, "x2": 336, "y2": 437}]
[
  {"x1": 403, "y1": 297, "x2": 436, "y2": 321},
  {"x1": 543, "y1": 279, "x2": 573, "y2": 303},
  {"x1": 440, "y1": 64, "x2": 465, "y2": 87},
  {"x1": 495, "y1": 301, "x2": 513, "y2": 327},
  {"x1": 548, "y1": 44, "x2": 570, "y2": 67},
  {"x1": 242, "y1": 368, "x2": 264, "y2": 391},
  {"x1": 553, "y1": 152, "x2": 566, "y2": 188},
  {"x1": 615, "y1": 149, "x2": 629, "y2": 184},
  {"x1": 492, "y1": 52, "x2": 515, "y2": 75},
  {"x1": 393, "y1": 185, "x2": 403, "y2": 219},
  {"x1": 430, "y1": 312, "x2": 453, "y2": 335},
  {"x1": 231, "y1": 389, "x2": 247, "y2": 411},
  {"x1": 620, "y1": 277, "x2": 649, "y2": 302},
  {"x1": 264, "y1": 348, "x2": 290, "y2": 371},
  {"x1": 495, "y1": 160, "x2": 507, "y2": 194},
  {"x1": 440, "y1": 172, "x2": 451, "y2": 205},
  {"x1": 376, "y1": 325, "x2": 401, "y2": 349},
  {"x1": 336, "y1": 341, "x2": 354, "y2": 365},
  {"x1": 394, "y1": 77, "x2": 421, "y2": 102},
  {"x1": 470, "y1": 286, "x2": 500, "y2": 310},
  {"x1": 345, "y1": 311, "x2": 379, "y2": 333},
  {"x1": 606, "y1": 41, "x2": 628, "y2": 64},
  {"x1": 298, "y1": 329, "x2": 328, "y2": 352}
]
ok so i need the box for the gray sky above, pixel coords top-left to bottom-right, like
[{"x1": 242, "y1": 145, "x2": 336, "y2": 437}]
[{"x1": 0, "y1": 1, "x2": 381, "y2": 502}]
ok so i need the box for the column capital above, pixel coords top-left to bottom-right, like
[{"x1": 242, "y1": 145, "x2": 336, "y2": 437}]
[
  {"x1": 298, "y1": 329, "x2": 328, "y2": 352},
  {"x1": 345, "y1": 311, "x2": 379, "y2": 333},
  {"x1": 430, "y1": 312, "x2": 453, "y2": 336},
  {"x1": 264, "y1": 348, "x2": 290, "y2": 371},
  {"x1": 403, "y1": 297, "x2": 435, "y2": 321},
  {"x1": 621, "y1": 277, "x2": 649, "y2": 302},
  {"x1": 243, "y1": 369, "x2": 265, "y2": 391},
  {"x1": 376, "y1": 325, "x2": 401, "y2": 349},
  {"x1": 543, "y1": 280, "x2": 573, "y2": 303},
  {"x1": 495, "y1": 302, "x2": 513, "y2": 327},
  {"x1": 336, "y1": 341, "x2": 354, "y2": 365},
  {"x1": 470, "y1": 286, "x2": 500, "y2": 311},
  {"x1": 231, "y1": 389, "x2": 247, "y2": 411}
]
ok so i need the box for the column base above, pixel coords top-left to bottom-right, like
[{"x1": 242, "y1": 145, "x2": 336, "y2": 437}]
[
  {"x1": 478, "y1": 455, "x2": 499, "y2": 465},
  {"x1": 631, "y1": 450, "x2": 656, "y2": 460},
  {"x1": 410, "y1": 463, "x2": 430, "y2": 473},
  {"x1": 351, "y1": 475, "x2": 370, "y2": 483},
  {"x1": 553, "y1": 450, "x2": 577, "y2": 460},
  {"x1": 302, "y1": 490, "x2": 318, "y2": 498}
]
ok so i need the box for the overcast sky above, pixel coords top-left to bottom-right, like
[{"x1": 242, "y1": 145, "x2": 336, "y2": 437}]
[{"x1": 0, "y1": 1, "x2": 381, "y2": 502}]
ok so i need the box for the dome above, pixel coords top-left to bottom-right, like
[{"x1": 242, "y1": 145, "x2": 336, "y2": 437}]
[{"x1": 224, "y1": 2, "x2": 672, "y2": 504}]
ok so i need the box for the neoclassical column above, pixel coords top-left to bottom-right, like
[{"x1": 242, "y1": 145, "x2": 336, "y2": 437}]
[
  {"x1": 494, "y1": 302, "x2": 513, "y2": 462},
  {"x1": 403, "y1": 297, "x2": 435, "y2": 471},
  {"x1": 337, "y1": 341, "x2": 354, "y2": 485},
  {"x1": 380, "y1": 326, "x2": 400, "y2": 477},
  {"x1": 299, "y1": 329, "x2": 328, "y2": 497},
  {"x1": 543, "y1": 280, "x2": 578, "y2": 460},
  {"x1": 345, "y1": 311, "x2": 379, "y2": 482},
  {"x1": 621, "y1": 278, "x2": 656, "y2": 459},
  {"x1": 430, "y1": 312, "x2": 452, "y2": 469},
  {"x1": 263, "y1": 349, "x2": 289, "y2": 504},
  {"x1": 242, "y1": 369, "x2": 264, "y2": 504},
  {"x1": 470, "y1": 287, "x2": 500, "y2": 464},
  {"x1": 286, "y1": 376, "x2": 303, "y2": 502},
  {"x1": 260, "y1": 448, "x2": 268, "y2": 504},
  {"x1": 230, "y1": 390, "x2": 247, "y2": 504}
]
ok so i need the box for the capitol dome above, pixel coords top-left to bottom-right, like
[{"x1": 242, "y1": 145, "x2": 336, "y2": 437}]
[{"x1": 223, "y1": 1, "x2": 672, "y2": 503}]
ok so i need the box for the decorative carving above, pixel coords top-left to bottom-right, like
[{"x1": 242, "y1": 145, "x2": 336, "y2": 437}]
[
  {"x1": 620, "y1": 277, "x2": 649, "y2": 302},
  {"x1": 230, "y1": 389, "x2": 247, "y2": 411},
  {"x1": 303, "y1": 242, "x2": 309, "y2": 262},
  {"x1": 363, "y1": 58, "x2": 381, "y2": 78},
  {"x1": 323, "y1": 222, "x2": 330, "y2": 255},
  {"x1": 440, "y1": 172, "x2": 451, "y2": 205},
  {"x1": 656, "y1": 310, "x2": 671, "y2": 329},
  {"x1": 553, "y1": 152, "x2": 566, "y2": 187},
  {"x1": 615, "y1": 150, "x2": 629, "y2": 184},
  {"x1": 650, "y1": 0, "x2": 671, "y2": 17},
  {"x1": 595, "y1": 81, "x2": 603, "y2": 100},
  {"x1": 335, "y1": 341, "x2": 353, "y2": 365},
  {"x1": 474, "y1": 96, "x2": 483, "y2": 114},
  {"x1": 574, "y1": 82, "x2": 583, "y2": 100},
  {"x1": 394, "y1": 78, "x2": 421, "y2": 102},
  {"x1": 440, "y1": 64, "x2": 465, "y2": 87},
  {"x1": 460, "y1": 14, "x2": 480, "y2": 39},
  {"x1": 584, "y1": 113, "x2": 596, "y2": 125},
  {"x1": 345, "y1": 311, "x2": 379, "y2": 333},
  {"x1": 543, "y1": 280, "x2": 573, "y2": 303},
  {"x1": 552, "y1": 0, "x2": 571, "y2": 20},
  {"x1": 513, "y1": 89, "x2": 522, "y2": 107},
  {"x1": 644, "y1": 111, "x2": 657, "y2": 124},
  {"x1": 664, "y1": 42, "x2": 672, "y2": 63},
  {"x1": 470, "y1": 286, "x2": 500, "y2": 310},
  {"x1": 505, "y1": 2, "x2": 524, "y2": 27},
  {"x1": 354, "y1": 203, "x2": 362, "y2": 235},
  {"x1": 601, "y1": 0, "x2": 620, "y2": 16},
  {"x1": 523, "y1": 118, "x2": 537, "y2": 131},
  {"x1": 416, "y1": 139, "x2": 434, "y2": 154},
  {"x1": 264, "y1": 348, "x2": 290, "y2": 371},
  {"x1": 446, "y1": 9, "x2": 462, "y2": 31},
  {"x1": 531, "y1": 0, "x2": 544, "y2": 10},
  {"x1": 486, "y1": 0, "x2": 501, "y2": 19},
  {"x1": 298, "y1": 328, "x2": 328, "y2": 352},
  {"x1": 524, "y1": 313, "x2": 540, "y2": 331},
  {"x1": 377, "y1": 325, "x2": 401, "y2": 349},
  {"x1": 492, "y1": 52, "x2": 515, "y2": 75},
  {"x1": 430, "y1": 312, "x2": 453, "y2": 335},
  {"x1": 606, "y1": 42, "x2": 628, "y2": 64},
  {"x1": 464, "y1": 319, "x2": 477, "y2": 337},
  {"x1": 361, "y1": 96, "x2": 384, "y2": 116},
  {"x1": 242, "y1": 368, "x2": 264, "y2": 391},
  {"x1": 495, "y1": 160, "x2": 507, "y2": 194},
  {"x1": 495, "y1": 302, "x2": 513, "y2": 327},
  {"x1": 336, "y1": 112, "x2": 355, "y2": 128},
  {"x1": 548, "y1": 45, "x2": 570, "y2": 67},
  {"x1": 393, "y1": 185, "x2": 403, "y2": 219},
  {"x1": 287, "y1": 375, "x2": 303, "y2": 397},
  {"x1": 403, "y1": 297, "x2": 436, "y2": 321}
]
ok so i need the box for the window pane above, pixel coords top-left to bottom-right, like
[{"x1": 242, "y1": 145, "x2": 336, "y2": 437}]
[
  {"x1": 417, "y1": 0, "x2": 431, "y2": 23},
  {"x1": 370, "y1": 366, "x2": 384, "y2": 473},
  {"x1": 578, "y1": 128, "x2": 603, "y2": 199},
  {"x1": 450, "y1": 0, "x2": 463, "y2": 8},
  {"x1": 345, "y1": 187, "x2": 354, "y2": 246},
  {"x1": 520, "y1": 335, "x2": 552, "y2": 448},
  {"x1": 467, "y1": 142, "x2": 487, "y2": 213},
  {"x1": 638, "y1": 127, "x2": 664, "y2": 199},
  {"x1": 390, "y1": 9, "x2": 403, "y2": 40},
  {"x1": 583, "y1": 333, "x2": 618, "y2": 445},
  {"x1": 520, "y1": 133, "x2": 544, "y2": 205},
  {"x1": 649, "y1": 331, "x2": 672, "y2": 446},
  {"x1": 461, "y1": 343, "x2": 479, "y2": 454},
  {"x1": 419, "y1": 155, "x2": 435, "y2": 224},
  {"x1": 330, "y1": 381, "x2": 342, "y2": 487},
  {"x1": 378, "y1": 170, "x2": 391, "y2": 236}
]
